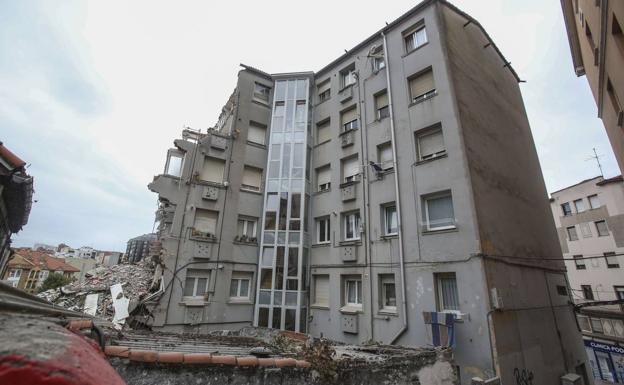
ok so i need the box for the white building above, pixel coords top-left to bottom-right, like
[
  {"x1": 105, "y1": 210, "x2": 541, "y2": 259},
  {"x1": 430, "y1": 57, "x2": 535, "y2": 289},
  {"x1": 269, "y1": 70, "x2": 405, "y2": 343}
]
[
  {"x1": 76, "y1": 246, "x2": 96, "y2": 259},
  {"x1": 550, "y1": 175, "x2": 624, "y2": 383}
]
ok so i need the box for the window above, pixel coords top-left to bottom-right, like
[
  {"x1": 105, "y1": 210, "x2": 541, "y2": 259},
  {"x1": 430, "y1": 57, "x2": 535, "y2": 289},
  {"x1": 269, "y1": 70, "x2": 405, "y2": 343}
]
[
  {"x1": 595, "y1": 220, "x2": 609, "y2": 236},
  {"x1": 229, "y1": 272, "x2": 251, "y2": 300},
  {"x1": 404, "y1": 24, "x2": 427, "y2": 52},
  {"x1": 574, "y1": 255, "x2": 586, "y2": 270},
  {"x1": 317, "y1": 217, "x2": 331, "y2": 244},
  {"x1": 578, "y1": 315, "x2": 592, "y2": 332},
  {"x1": 242, "y1": 166, "x2": 262, "y2": 191},
  {"x1": 8, "y1": 269, "x2": 21, "y2": 279},
  {"x1": 183, "y1": 269, "x2": 210, "y2": 298},
  {"x1": 556, "y1": 285, "x2": 568, "y2": 296},
  {"x1": 607, "y1": 79, "x2": 623, "y2": 126},
  {"x1": 340, "y1": 107, "x2": 358, "y2": 132},
  {"x1": 343, "y1": 212, "x2": 361, "y2": 241},
  {"x1": 408, "y1": 69, "x2": 436, "y2": 103},
  {"x1": 436, "y1": 273, "x2": 460, "y2": 312},
  {"x1": 342, "y1": 156, "x2": 359, "y2": 183},
  {"x1": 340, "y1": 65, "x2": 356, "y2": 88},
  {"x1": 379, "y1": 275, "x2": 396, "y2": 312},
  {"x1": 588, "y1": 194, "x2": 600, "y2": 209},
  {"x1": 253, "y1": 82, "x2": 270, "y2": 103},
  {"x1": 312, "y1": 275, "x2": 329, "y2": 307},
  {"x1": 604, "y1": 252, "x2": 619, "y2": 268},
  {"x1": 561, "y1": 202, "x2": 572, "y2": 216},
  {"x1": 416, "y1": 126, "x2": 445, "y2": 161},
  {"x1": 615, "y1": 286, "x2": 624, "y2": 311},
  {"x1": 193, "y1": 209, "x2": 218, "y2": 236},
  {"x1": 567, "y1": 226, "x2": 579, "y2": 241},
  {"x1": 165, "y1": 151, "x2": 184, "y2": 177},
  {"x1": 590, "y1": 318, "x2": 603, "y2": 333},
  {"x1": 384, "y1": 205, "x2": 398, "y2": 235},
  {"x1": 579, "y1": 222, "x2": 592, "y2": 238},
  {"x1": 582, "y1": 285, "x2": 594, "y2": 300},
  {"x1": 316, "y1": 119, "x2": 331, "y2": 144},
  {"x1": 237, "y1": 217, "x2": 257, "y2": 240},
  {"x1": 585, "y1": 23, "x2": 598, "y2": 65},
  {"x1": 573, "y1": 198, "x2": 585, "y2": 213},
  {"x1": 372, "y1": 45, "x2": 385, "y2": 72},
  {"x1": 248, "y1": 122, "x2": 267, "y2": 145},
  {"x1": 345, "y1": 277, "x2": 363, "y2": 306},
  {"x1": 423, "y1": 192, "x2": 455, "y2": 231},
  {"x1": 375, "y1": 91, "x2": 389, "y2": 120},
  {"x1": 199, "y1": 156, "x2": 225, "y2": 184},
  {"x1": 377, "y1": 142, "x2": 393, "y2": 171},
  {"x1": 316, "y1": 165, "x2": 331, "y2": 192},
  {"x1": 317, "y1": 80, "x2": 330, "y2": 103},
  {"x1": 613, "y1": 13, "x2": 624, "y2": 57}
]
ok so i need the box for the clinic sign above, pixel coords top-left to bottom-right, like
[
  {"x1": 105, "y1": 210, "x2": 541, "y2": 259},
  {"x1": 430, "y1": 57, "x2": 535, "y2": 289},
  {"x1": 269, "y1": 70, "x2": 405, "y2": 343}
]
[{"x1": 585, "y1": 340, "x2": 624, "y2": 354}]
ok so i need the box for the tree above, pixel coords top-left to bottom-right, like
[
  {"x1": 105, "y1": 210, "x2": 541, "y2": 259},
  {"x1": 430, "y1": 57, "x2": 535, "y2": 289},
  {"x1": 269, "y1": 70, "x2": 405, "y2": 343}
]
[{"x1": 39, "y1": 273, "x2": 72, "y2": 292}]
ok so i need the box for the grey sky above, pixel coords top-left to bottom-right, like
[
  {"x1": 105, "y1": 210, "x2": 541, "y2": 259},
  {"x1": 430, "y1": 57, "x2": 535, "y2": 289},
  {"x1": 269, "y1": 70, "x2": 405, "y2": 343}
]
[{"x1": 1, "y1": 0, "x2": 619, "y2": 252}]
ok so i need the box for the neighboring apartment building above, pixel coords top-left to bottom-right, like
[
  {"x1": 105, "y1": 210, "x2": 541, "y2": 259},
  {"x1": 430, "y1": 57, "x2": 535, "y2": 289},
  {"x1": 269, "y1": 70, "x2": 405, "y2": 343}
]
[
  {"x1": 2, "y1": 249, "x2": 79, "y2": 292},
  {"x1": 550, "y1": 175, "x2": 624, "y2": 383},
  {"x1": 146, "y1": 1, "x2": 589, "y2": 383},
  {"x1": 75, "y1": 246, "x2": 97, "y2": 259},
  {"x1": 0, "y1": 142, "x2": 33, "y2": 276},
  {"x1": 561, "y1": 0, "x2": 624, "y2": 173},
  {"x1": 126, "y1": 233, "x2": 156, "y2": 263}
]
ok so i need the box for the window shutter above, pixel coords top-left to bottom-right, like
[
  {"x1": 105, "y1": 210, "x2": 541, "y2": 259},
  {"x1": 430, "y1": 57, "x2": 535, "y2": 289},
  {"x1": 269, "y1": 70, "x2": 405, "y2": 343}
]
[
  {"x1": 314, "y1": 276, "x2": 329, "y2": 306},
  {"x1": 317, "y1": 166, "x2": 331, "y2": 187},
  {"x1": 376, "y1": 92, "x2": 389, "y2": 109},
  {"x1": 194, "y1": 209, "x2": 218, "y2": 234},
  {"x1": 409, "y1": 70, "x2": 435, "y2": 100},
  {"x1": 343, "y1": 157, "x2": 359, "y2": 179},
  {"x1": 200, "y1": 157, "x2": 225, "y2": 183},
  {"x1": 379, "y1": 144, "x2": 393, "y2": 165},
  {"x1": 419, "y1": 130, "x2": 444, "y2": 158},
  {"x1": 318, "y1": 80, "x2": 330, "y2": 94},
  {"x1": 317, "y1": 122, "x2": 331, "y2": 143},
  {"x1": 248, "y1": 124, "x2": 266, "y2": 145},
  {"x1": 242, "y1": 166, "x2": 262, "y2": 189},
  {"x1": 341, "y1": 108, "x2": 357, "y2": 125}
]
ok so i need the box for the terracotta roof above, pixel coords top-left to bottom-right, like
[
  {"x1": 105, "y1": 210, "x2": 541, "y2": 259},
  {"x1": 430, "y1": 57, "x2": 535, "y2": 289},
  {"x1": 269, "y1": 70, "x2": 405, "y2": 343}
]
[
  {"x1": 14, "y1": 249, "x2": 80, "y2": 273},
  {"x1": 0, "y1": 142, "x2": 26, "y2": 171}
]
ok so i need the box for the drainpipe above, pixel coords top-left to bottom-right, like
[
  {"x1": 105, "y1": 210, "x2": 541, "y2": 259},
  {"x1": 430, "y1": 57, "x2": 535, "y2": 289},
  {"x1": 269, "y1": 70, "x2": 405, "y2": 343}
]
[{"x1": 382, "y1": 31, "x2": 408, "y2": 344}]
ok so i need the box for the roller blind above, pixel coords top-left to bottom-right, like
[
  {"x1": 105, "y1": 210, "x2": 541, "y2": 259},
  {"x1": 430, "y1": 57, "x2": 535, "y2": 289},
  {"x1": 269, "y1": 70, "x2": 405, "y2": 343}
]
[
  {"x1": 341, "y1": 108, "x2": 357, "y2": 125},
  {"x1": 317, "y1": 166, "x2": 331, "y2": 187},
  {"x1": 318, "y1": 80, "x2": 330, "y2": 94},
  {"x1": 409, "y1": 70, "x2": 435, "y2": 100},
  {"x1": 376, "y1": 92, "x2": 389, "y2": 109},
  {"x1": 343, "y1": 157, "x2": 359, "y2": 179},
  {"x1": 317, "y1": 121, "x2": 331, "y2": 143},
  {"x1": 242, "y1": 166, "x2": 262, "y2": 190},
  {"x1": 248, "y1": 124, "x2": 266, "y2": 145},
  {"x1": 418, "y1": 130, "x2": 444, "y2": 159},
  {"x1": 200, "y1": 157, "x2": 225, "y2": 183},
  {"x1": 194, "y1": 209, "x2": 218, "y2": 234},
  {"x1": 314, "y1": 276, "x2": 329, "y2": 306}
]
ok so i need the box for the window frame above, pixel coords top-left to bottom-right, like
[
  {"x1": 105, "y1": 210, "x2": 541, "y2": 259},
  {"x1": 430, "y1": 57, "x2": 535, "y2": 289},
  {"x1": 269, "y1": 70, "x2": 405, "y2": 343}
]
[
  {"x1": 561, "y1": 202, "x2": 572, "y2": 216},
  {"x1": 379, "y1": 274, "x2": 397, "y2": 313},
  {"x1": 423, "y1": 192, "x2": 456, "y2": 231},
  {"x1": 408, "y1": 68, "x2": 436, "y2": 104},
  {"x1": 573, "y1": 198, "x2": 586, "y2": 213},
  {"x1": 253, "y1": 82, "x2": 271, "y2": 103},
  {"x1": 340, "y1": 65, "x2": 356, "y2": 89},
  {"x1": 377, "y1": 142, "x2": 394, "y2": 171},
  {"x1": 374, "y1": 90, "x2": 390, "y2": 121},
  {"x1": 581, "y1": 284, "x2": 594, "y2": 300},
  {"x1": 183, "y1": 272, "x2": 210, "y2": 299},
  {"x1": 567, "y1": 226, "x2": 579, "y2": 241},
  {"x1": 312, "y1": 274, "x2": 330, "y2": 308},
  {"x1": 344, "y1": 278, "x2": 363, "y2": 307},
  {"x1": 383, "y1": 204, "x2": 398, "y2": 236},
  {"x1": 574, "y1": 255, "x2": 586, "y2": 270},
  {"x1": 247, "y1": 121, "x2": 267, "y2": 146},
  {"x1": 578, "y1": 314, "x2": 592, "y2": 332},
  {"x1": 316, "y1": 164, "x2": 331, "y2": 192},
  {"x1": 229, "y1": 273, "x2": 252, "y2": 300},
  {"x1": 317, "y1": 216, "x2": 331, "y2": 244},
  {"x1": 343, "y1": 211, "x2": 361, "y2": 241},
  {"x1": 237, "y1": 217, "x2": 257, "y2": 240},
  {"x1": 604, "y1": 252, "x2": 619, "y2": 268},
  {"x1": 595, "y1": 220, "x2": 609, "y2": 237},
  {"x1": 241, "y1": 165, "x2": 263, "y2": 192},
  {"x1": 415, "y1": 126, "x2": 446, "y2": 162},
  {"x1": 588, "y1": 194, "x2": 600, "y2": 209},
  {"x1": 340, "y1": 107, "x2": 359, "y2": 133},
  {"x1": 164, "y1": 150, "x2": 184, "y2": 178},
  {"x1": 403, "y1": 24, "x2": 428, "y2": 53},
  {"x1": 435, "y1": 272, "x2": 460, "y2": 313}
]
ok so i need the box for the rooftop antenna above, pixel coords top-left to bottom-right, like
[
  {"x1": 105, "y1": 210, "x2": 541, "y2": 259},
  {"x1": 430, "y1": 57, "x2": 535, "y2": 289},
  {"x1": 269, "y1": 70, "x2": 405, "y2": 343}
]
[{"x1": 585, "y1": 147, "x2": 604, "y2": 177}]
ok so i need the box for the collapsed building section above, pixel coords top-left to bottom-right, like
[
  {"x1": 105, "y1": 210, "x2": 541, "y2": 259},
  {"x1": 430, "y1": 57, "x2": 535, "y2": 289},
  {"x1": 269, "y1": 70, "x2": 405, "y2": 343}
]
[{"x1": 143, "y1": 1, "x2": 590, "y2": 384}]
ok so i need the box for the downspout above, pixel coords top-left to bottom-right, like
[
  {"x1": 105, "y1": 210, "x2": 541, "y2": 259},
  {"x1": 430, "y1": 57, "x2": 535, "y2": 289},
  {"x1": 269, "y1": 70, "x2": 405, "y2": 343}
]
[{"x1": 382, "y1": 31, "x2": 408, "y2": 344}]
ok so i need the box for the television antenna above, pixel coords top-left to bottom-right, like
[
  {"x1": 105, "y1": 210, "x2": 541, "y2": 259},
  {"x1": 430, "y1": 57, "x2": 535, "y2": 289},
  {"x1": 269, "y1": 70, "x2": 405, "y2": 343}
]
[{"x1": 585, "y1": 147, "x2": 604, "y2": 177}]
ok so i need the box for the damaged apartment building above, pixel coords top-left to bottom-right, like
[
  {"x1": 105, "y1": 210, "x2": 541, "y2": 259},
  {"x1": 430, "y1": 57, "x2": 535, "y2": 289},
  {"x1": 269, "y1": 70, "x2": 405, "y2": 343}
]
[{"x1": 146, "y1": 1, "x2": 590, "y2": 384}]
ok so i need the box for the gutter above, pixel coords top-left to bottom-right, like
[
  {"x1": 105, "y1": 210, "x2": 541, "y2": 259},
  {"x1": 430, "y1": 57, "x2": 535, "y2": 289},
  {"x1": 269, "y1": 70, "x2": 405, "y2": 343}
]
[{"x1": 381, "y1": 31, "x2": 408, "y2": 344}]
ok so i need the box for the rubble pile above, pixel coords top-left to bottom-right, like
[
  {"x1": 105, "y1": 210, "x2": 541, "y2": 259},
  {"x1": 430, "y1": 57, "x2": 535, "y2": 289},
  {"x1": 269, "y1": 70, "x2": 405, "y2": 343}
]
[{"x1": 37, "y1": 258, "x2": 155, "y2": 321}]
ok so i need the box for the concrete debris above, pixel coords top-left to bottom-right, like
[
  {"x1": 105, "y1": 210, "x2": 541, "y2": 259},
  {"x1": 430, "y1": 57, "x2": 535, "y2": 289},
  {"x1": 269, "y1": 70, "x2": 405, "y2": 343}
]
[
  {"x1": 83, "y1": 293, "x2": 99, "y2": 316},
  {"x1": 37, "y1": 258, "x2": 155, "y2": 322}
]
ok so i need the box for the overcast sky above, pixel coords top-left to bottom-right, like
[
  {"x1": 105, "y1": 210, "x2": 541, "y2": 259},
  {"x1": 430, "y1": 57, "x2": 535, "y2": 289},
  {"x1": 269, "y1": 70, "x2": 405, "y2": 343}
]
[{"x1": 2, "y1": 0, "x2": 619, "y2": 252}]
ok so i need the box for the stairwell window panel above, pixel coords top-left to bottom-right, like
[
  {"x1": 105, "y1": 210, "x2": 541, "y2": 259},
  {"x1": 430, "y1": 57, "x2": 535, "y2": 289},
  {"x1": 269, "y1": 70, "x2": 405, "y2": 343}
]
[
  {"x1": 194, "y1": 209, "x2": 218, "y2": 235},
  {"x1": 313, "y1": 275, "x2": 329, "y2": 307},
  {"x1": 436, "y1": 273, "x2": 459, "y2": 312},
  {"x1": 409, "y1": 69, "x2": 435, "y2": 102},
  {"x1": 200, "y1": 157, "x2": 225, "y2": 184},
  {"x1": 417, "y1": 128, "x2": 445, "y2": 161},
  {"x1": 423, "y1": 193, "x2": 455, "y2": 231}
]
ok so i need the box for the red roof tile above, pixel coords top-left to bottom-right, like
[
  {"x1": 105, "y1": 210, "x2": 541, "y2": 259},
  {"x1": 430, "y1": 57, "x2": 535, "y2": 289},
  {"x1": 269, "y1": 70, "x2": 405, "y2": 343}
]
[
  {"x1": 14, "y1": 249, "x2": 80, "y2": 273},
  {"x1": 0, "y1": 142, "x2": 26, "y2": 170}
]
